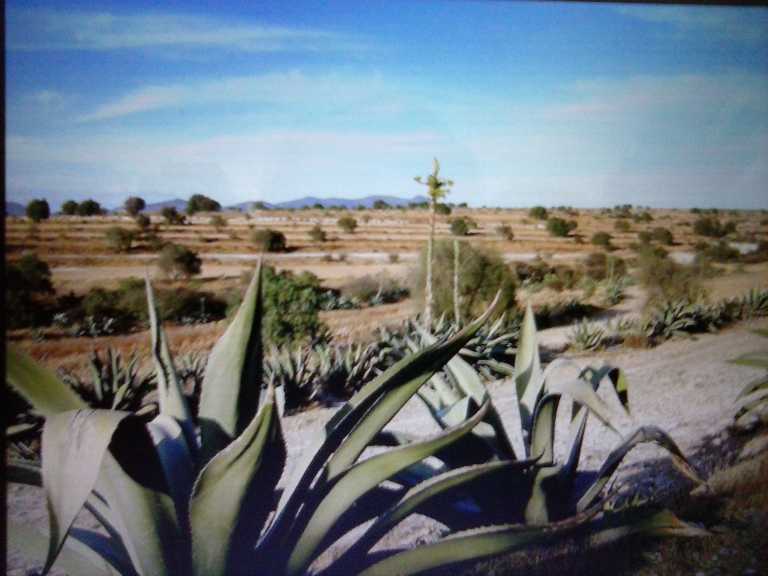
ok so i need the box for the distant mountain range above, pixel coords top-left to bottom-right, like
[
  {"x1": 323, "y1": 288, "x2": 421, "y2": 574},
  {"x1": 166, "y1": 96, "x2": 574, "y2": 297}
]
[
  {"x1": 5, "y1": 201, "x2": 26, "y2": 216},
  {"x1": 5, "y1": 194, "x2": 430, "y2": 216}
]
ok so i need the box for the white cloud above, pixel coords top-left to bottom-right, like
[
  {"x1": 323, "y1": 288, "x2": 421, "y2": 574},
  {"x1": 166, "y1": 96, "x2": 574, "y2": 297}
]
[
  {"x1": 76, "y1": 71, "x2": 406, "y2": 122},
  {"x1": 7, "y1": 8, "x2": 369, "y2": 53}
]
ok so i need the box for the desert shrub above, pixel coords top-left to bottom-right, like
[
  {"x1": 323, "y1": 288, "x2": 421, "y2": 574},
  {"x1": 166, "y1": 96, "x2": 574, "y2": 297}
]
[
  {"x1": 308, "y1": 224, "x2": 327, "y2": 242},
  {"x1": 693, "y1": 216, "x2": 735, "y2": 238},
  {"x1": 6, "y1": 253, "x2": 55, "y2": 328},
  {"x1": 584, "y1": 253, "x2": 626, "y2": 281},
  {"x1": 209, "y1": 214, "x2": 227, "y2": 232},
  {"x1": 568, "y1": 319, "x2": 606, "y2": 351},
  {"x1": 514, "y1": 259, "x2": 551, "y2": 285},
  {"x1": 529, "y1": 205, "x2": 548, "y2": 220},
  {"x1": 157, "y1": 243, "x2": 202, "y2": 279},
  {"x1": 388, "y1": 252, "x2": 400, "y2": 263},
  {"x1": 341, "y1": 273, "x2": 409, "y2": 305},
  {"x1": 542, "y1": 273, "x2": 564, "y2": 292},
  {"x1": 134, "y1": 213, "x2": 151, "y2": 231},
  {"x1": 636, "y1": 246, "x2": 706, "y2": 308},
  {"x1": 60, "y1": 200, "x2": 79, "y2": 215},
  {"x1": 26, "y1": 199, "x2": 50, "y2": 222},
  {"x1": 104, "y1": 226, "x2": 135, "y2": 252},
  {"x1": 124, "y1": 196, "x2": 146, "y2": 216},
  {"x1": 650, "y1": 227, "x2": 674, "y2": 245},
  {"x1": 633, "y1": 211, "x2": 653, "y2": 223},
  {"x1": 546, "y1": 217, "x2": 577, "y2": 237},
  {"x1": 76, "y1": 199, "x2": 103, "y2": 216},
  {"x1": 495, "y1": 224, "x2": 514, "y2": 240},
  {"x1": 337, "y1": 214, "x2": 358, "y2": 233},
  {"x1": 414, "y1": 240, "x2": 516, "y2": 320},
  {"x1": 450, "y1": 217, "x2": 470, "y2": 236},
  {"x1": 435, "y1": 202, "x2": 452, "y2": 216},
  {"x1": 696, "y1": 240, "x2": 740, "y2": 263},
  {"x1": 233, "y1": 266, "x2": 327, "y2": 345},
  {"x1": 144, "y1": 230, "x2": 166, "y2": 251},
  {"x1": 637, "y1": 230, "x2": 652, "y2": 244},
  {"x1": 251, "y1": 228, "x2": 287, "y2": 252},
  {"x1": 186, "y1": 193, "x2": 221, "y2": 214},
  {"x1": 161, "y1": 206, "x2": 186, "y2": 225},
  {"x1": 591, "y1": 231, "x2": 613, "y2": 249},
  {"x1": 613, "y1": 219, "x2": 631, "y2": 232}
]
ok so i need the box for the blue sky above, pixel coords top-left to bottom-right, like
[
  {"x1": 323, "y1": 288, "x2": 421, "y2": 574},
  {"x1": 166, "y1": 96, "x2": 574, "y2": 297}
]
[{"x1": 6, "y1": 1, "x2": 768, "y2": 209}]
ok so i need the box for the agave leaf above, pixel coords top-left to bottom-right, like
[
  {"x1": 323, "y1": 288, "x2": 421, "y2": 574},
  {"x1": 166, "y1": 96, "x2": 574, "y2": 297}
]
[
  {"x1": 190, "y1": 385, "x2": 286, "y2": 576},
  {"x1": 729, "y1": 353, "x2": 768, "y2": 369},
  {"x1": 339, "y1": 458, "x2": 541, "y2": 565},
  {"x1": 7, "y1": 458, "x2": 43, "y2": 486},
  {"x1": 6, "y1": 345, "x2": 86, "y2": 415},
  {"x1": 286, "y1": 398, "x2": 491, "y2": 576},
  {"x1": 41, "y1": 409, "x2": 131, "y2": 574},
  {"x1": 198, "y1": 261, "x2": 264, "y2": 464},
  {"x1": 145, "y1": 277, "x2": 194, "y2": 442},
  {"x1": 96, "y1": 417, "x2": 184, "y2": 575},
  {"x1": 736, "y1": 376, "x2": 768, "y2": 400},
  {"x1": 577, "y1": 426, "x2": 702, "y2": 513},
  {"x1": 514, "y1": 303, "x2": 542, "y2": 438},
  {"x1": 587, "y1": 508, "x2": 709, "y2": 548},
  {"x1": 359, "y1": 504, "x2": 603, "y2": 576},
  {"x1": 8, "y1": 519, "x2": 122, "y2": 576}
]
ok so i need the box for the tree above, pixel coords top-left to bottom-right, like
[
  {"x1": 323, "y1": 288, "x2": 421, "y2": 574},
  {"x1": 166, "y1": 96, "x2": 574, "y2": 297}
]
[
  {"x1": 61, "y1": 200, "x2": 79, "y2": 215},
  {"x1": 650, "y1": 227, "x2": 674, "y2": 246},
  {"x1": 373, "y1": 199, "x2": 391, "y2": 210},
  {"x1": 529, "y1": 206, "x2": 548, "y2": 220},
  {"x1": 414, "y1": 158, "x2": 453, "y2": 327},
  {"x1": 124, "y1": 196, "x2": 146, "y2": 216},
  {"x1": 251, "y1": 228, "x2": 287, "y2": 252},
  {"x1": 187, "y1": 194, "x2": 221, "y2": 214},
  {"x1": 450, "y1": 218, "x2": 469, "y2": 236},
  {"x1": 157, "y1": 243, "x2": 202, "y2": 279},
  {"x1": 77, "y1": 199, "x2": 103, "y2": 216},
  {"x1": 105, "y1": 226, "x2": 135, "y2": 253},
  {"x1": 308, "y1": 224, "x2": 327, "y2": 242},
  {"x1": 337, "y1": 215, "x2": 358, "y2": 233},
  {"x1": 435, "y1": 203, "x2": 452, "y2": 216},
  {"x1": 26, "y1": 199, "x2": 50, "y2": 222},
  {"x1": 209, "y1": 214, "x2": 227, "y2": 232},
  {"x1": 6, "y1": 252, "x2": 54, "y2": 328},
  {"x1": 546, "y1": 217, "x2": 577, "y2": 238},
  {"x1": 162, "y1": 206, "x2": 186, "y2": 225}
]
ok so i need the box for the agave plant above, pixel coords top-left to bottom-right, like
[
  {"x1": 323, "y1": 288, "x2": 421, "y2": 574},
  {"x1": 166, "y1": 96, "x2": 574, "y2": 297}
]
[
  {"x1": 371, "y1": 304, "x2": 708, "y2": 574},
  {"x1": 8, "y1": 264, "x2": 542, "y2": 575},
  {"x1": 264, "y1": 345, "x2": 322, "y2": 412},
  {"x1": 729, "y1": 328, "x2": 768, "y2": 431},
  {"x1": 568, "y1": 319, "x2": 607, "y2": 352}
]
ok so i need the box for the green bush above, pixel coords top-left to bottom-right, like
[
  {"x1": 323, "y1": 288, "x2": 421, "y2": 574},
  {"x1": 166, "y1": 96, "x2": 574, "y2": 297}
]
[
  {"x1": 546, "y1": 217, "x2": 577, "y2": 237},
  {"x1": 308, "y1": 224, "x2": 327, "y2": 242},
  {"x1": 696, "y1": 240, "x2": 740, "y2": 263},
  {"x1": 637, "y1": 230, "x2": 652, "y2": 244},
  {"x1": 337, "y1": 214, "x2": 358, "y2": 233},
  {"x1": 161, "y1": 206, "x2": 187, "y2": 225},
  {"x1": 187, "y1": 193, "x2": 221, "y2": 214},
  {"x1": 61, "y1": 200, "x2": 79, "y2": 215},
  {"x1": 6, "y1": 253, "x2": 55, "y2": 328},
  {"x1": 636, "y1": 246, "x2": 706, "y2": 308},
  {"x1": 650, "y1": 227, "x2": 674, "y2": 245},
  {"x1": 591, "y1": 231, "x2": 613, "y2": 249},
  {"x1": 414, "y1": 240, "x2": 516, "y2": 320},
  {"x1": 104, "y1": 226, "x2": 135, "y2": 252},
  {"x1": 26, "y1": 199, "x2": 50, "y2": 222},
  {"x1": 251, "y1": 228, "x2": 287, "y2": 252},
  {"x1": 584, "y1": 252, "x2": 626, "y2": 281},
  {"x1": 693, "y1": 216, "x2": 735, "y2": 238},
  {"x1": 614, "y1": 219, "x2": 631, "y2": 232},
  {"x1": 157, "y1": 243, "x2": 202, "y2": 279},
  {"x1": 134, "y1": 213, "x2": 151, "y2": 231},
  {"x1": 76, "y1": 199, "x2": 103, "y2": 216},
  {"x1": 124, "y1": 196, "x2": 146, "y2": 216},
  {"x1": 435, "y1": 203, "x2": 452, "y2": 216},
  {"x1": 633, "y1": 211, "x2": 653, "y2": 223},
  {"x1": 450, "y1": 217, "x2": 470, "y2": 236},
  {"x1": 529, "y1": 206, "x2": 548, "y2": 220}
]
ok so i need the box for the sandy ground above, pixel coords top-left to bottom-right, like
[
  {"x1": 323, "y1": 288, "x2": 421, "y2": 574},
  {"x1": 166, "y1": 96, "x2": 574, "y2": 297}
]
[{"x1": 8, "y1": 317, "x2": 768, "y2": 575}]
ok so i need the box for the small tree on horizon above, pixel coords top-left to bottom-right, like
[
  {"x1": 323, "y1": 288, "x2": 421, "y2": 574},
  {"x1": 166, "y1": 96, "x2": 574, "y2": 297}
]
[
  {"x1": 187, "y1": 194, "x2": 221, "y2": 214},
  {"x1": 61, "y1": 200, "x2": 79, "y2": 215},
  {"x1": 337, "y1": 214, "x2": 358, "y2": 234},
  {"x1": 26, "y1": 199, "x2": 50, "y2": 222},
  {"x1": 124, "y1": 196, "x2": 146, "y2": 216}
]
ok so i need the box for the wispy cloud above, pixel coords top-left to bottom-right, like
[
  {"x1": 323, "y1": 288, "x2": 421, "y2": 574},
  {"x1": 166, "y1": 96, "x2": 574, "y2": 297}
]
[
  {"x1": 613, "y1": 5, "x2": 768, "y2": 44},
  {"x1": 7, "y1": 8, "x2": 369, "y2": 53},
  {"x1": 76, "y1": 71, "x2": 407, "y2": 122}
]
